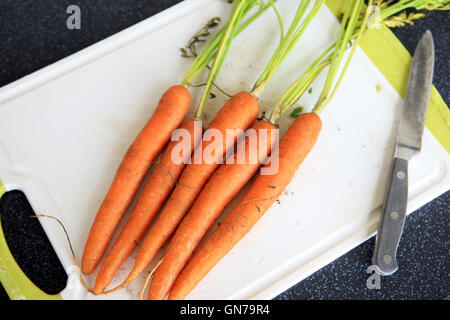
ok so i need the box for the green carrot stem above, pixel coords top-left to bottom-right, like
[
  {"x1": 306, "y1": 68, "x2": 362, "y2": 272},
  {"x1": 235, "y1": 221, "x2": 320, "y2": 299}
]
[
  {"x1": 181, "y1": 29, "x2": 223, "y2": 88},
  {"x1": 322, "y1": 0, "x2": 372, "y2": 107},
  {"x1": 255, "y1": 0, "x2": 308, "y2": 86},
  {"x1": 250, "y1": 0, "x2": 325, "y2": 98},
  {"x1": 268, "y1": 43, "x2": 334, "y2": 123},
  {"x1": 181, "y1": 1, "x2": 268, "y2": 88},
  {"x1": 267, "y1": 0, "x2": 285, "y2": 43},
  {"x1": 269, "y1": 59, "x2": 329, "y2": 123},
  {"x1": 316, "y1": 0, "x2": 358, "y2": 105},
  {"x1": 194, "y1": 0, "x2": 248, "y2": 120},
  {"x1": 312, "y1": 0, "x2": 370, "y2": 115},
  {"x1": 270, "y1": 0, "x2": 444, "y2": 122}
]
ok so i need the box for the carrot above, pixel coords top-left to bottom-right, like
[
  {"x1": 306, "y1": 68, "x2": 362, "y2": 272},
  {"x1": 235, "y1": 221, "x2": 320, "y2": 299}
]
[
  {"x1": 81, "y1": 85, "x2": 190, "y2": 275},
  {"x1": 168, "y1": 113, "x2": 321, "y2": 299},
  {"x1": 117, "y1": 91, "x2": 259, "y2": 290},
  {"x1": 91, "y1": 119, "x2": 201, "y2": 293},
  {"x1": 146, "y1": 119, "x2": 277, "y2": 299}
]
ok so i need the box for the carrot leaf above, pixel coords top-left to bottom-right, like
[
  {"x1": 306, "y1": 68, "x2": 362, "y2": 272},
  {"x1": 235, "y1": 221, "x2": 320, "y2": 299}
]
[
  {"x1": 290, "y1": 107, "x2": 304, "y2": 118},
  {"x1": 250, "y1": 0, "x2": 326, "y2": 98}
]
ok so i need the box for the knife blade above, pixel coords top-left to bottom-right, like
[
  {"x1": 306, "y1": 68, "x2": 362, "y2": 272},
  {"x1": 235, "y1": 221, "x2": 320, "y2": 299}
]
[{"x1": 372, "y1": 30, "x2": 434, "y2": 276}]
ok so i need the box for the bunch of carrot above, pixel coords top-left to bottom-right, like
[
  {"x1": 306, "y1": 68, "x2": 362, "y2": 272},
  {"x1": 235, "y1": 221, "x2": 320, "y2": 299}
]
[{"x1": 82, "y1": 0, "x2": 447, "y2": 299}]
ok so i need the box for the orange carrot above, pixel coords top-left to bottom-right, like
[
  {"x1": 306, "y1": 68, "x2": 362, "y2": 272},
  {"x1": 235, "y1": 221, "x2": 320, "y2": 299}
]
[
  {"x1": 91, "y1": 119, "x2": 201, "y2": 293},
  {"x1": 117, "y1": 91, "x2": 259, "y2": 290},
  {"x1": 147, "y1": 119, "x2": 278, "y2": 300},
  {"x1": 168, "y1": 113, "x2": 322, "y2": 300},
  {"x1": 81, "y1": 85, "x2": 191, "y2": 275}
]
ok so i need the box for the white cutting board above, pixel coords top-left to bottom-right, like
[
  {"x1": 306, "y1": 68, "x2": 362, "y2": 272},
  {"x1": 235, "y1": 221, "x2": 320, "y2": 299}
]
[{"x1": 0, "y1": 0, "x2": 448, "y2": 300}]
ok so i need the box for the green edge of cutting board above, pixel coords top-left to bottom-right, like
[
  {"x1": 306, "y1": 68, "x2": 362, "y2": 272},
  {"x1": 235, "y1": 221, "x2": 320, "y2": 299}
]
[
  {"x1": 0, "y1": 0, "x2": 448, "y2": 301},
  {"x1": 0, "y1": 180, "x2": 61, "y2": 300}
]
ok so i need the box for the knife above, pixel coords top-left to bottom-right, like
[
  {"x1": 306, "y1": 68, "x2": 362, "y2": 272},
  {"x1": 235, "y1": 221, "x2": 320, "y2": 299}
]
[{"x1": 372, "y1": 30, "x2": 435, "y2": 276}]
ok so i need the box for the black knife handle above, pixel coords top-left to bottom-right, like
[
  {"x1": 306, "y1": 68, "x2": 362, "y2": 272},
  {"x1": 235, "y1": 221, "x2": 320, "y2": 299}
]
[{"x1": 372, "y1": 157, "x2": 408, "y2": 275}]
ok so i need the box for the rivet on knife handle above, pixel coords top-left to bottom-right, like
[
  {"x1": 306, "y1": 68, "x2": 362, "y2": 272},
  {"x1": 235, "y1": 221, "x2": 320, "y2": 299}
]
[{"x1": 372, "y1": 157, "x2": 408, "y2": 275}]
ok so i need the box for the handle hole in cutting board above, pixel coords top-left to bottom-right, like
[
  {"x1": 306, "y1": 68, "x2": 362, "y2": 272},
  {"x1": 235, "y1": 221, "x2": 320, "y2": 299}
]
[{"x1": 0, "y1": 190, "x2": 67, "y2": 297}]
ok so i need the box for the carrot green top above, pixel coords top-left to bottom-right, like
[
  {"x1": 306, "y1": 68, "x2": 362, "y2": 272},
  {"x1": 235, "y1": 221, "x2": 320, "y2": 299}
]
[
  {"x1": 180, "y1": 0, "x2": 272, "y2": 120},
  {"x1": 268, "y1": 0, "x2": 449, "y2": 123},
  {"x1": 182, "y1": 0, "x2": 329, "y2": 119},
  {"x1": 312, "y1": 0, "x2": 370, "y2": 115},
  {"x1": 192, "y1": 0, "x2": 269, "y2": 120},
  {"x1": 250, "y1": 0, "x2": 326, "y2": 99}
]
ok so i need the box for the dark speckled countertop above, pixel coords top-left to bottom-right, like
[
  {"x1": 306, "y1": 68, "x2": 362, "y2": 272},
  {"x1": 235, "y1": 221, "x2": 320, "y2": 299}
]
[{"x1": 0, "y1": 1, "x2": 448, "y2": 300}]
